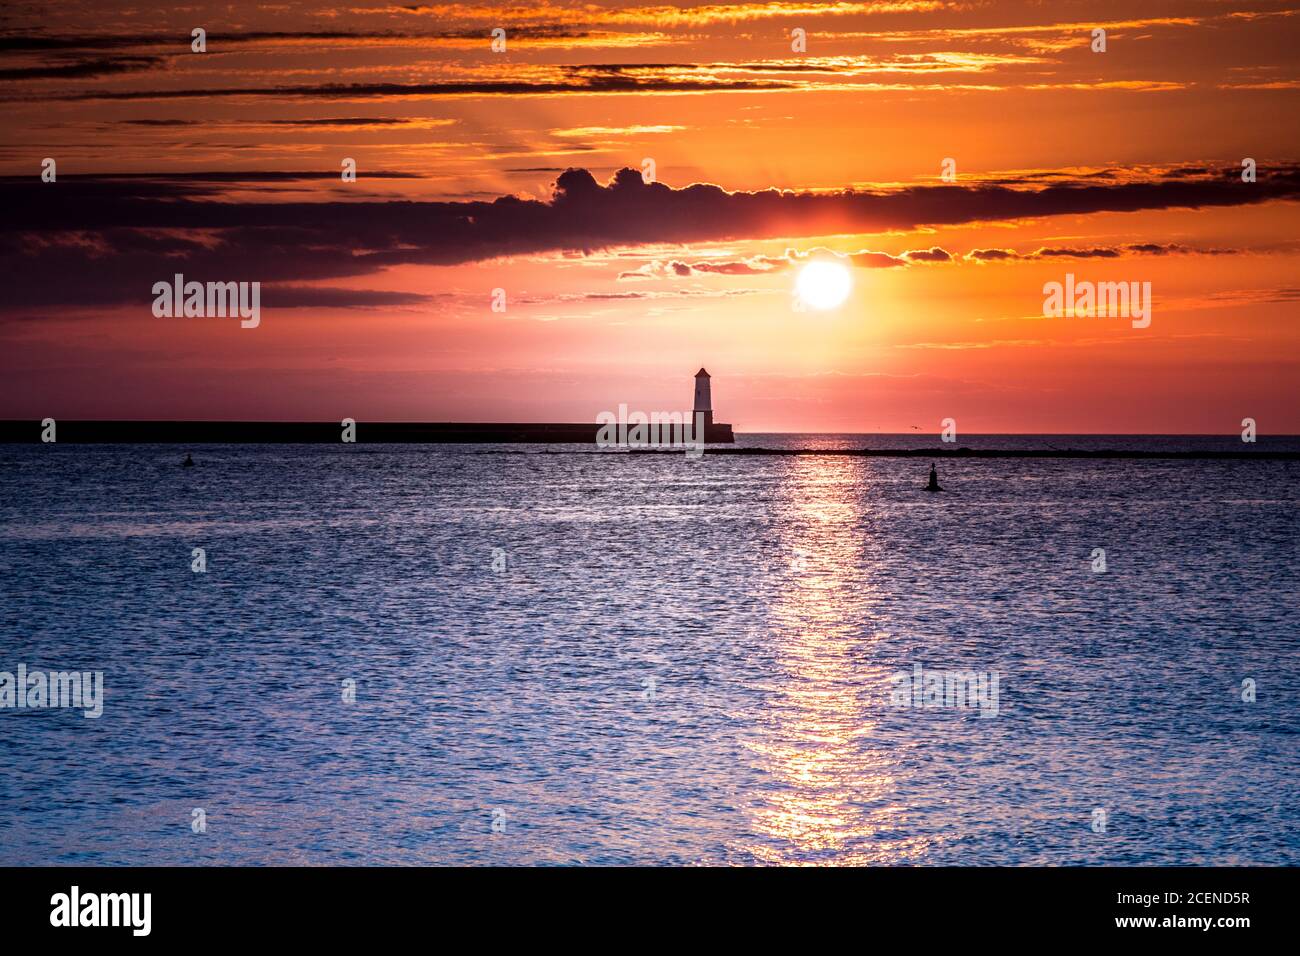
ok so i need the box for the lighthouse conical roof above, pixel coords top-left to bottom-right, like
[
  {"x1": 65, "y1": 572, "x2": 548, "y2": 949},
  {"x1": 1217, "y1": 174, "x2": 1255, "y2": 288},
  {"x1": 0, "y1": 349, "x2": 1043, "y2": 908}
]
[{"x1": 695, "y1": 367, "x2": 710, "y2": 378}]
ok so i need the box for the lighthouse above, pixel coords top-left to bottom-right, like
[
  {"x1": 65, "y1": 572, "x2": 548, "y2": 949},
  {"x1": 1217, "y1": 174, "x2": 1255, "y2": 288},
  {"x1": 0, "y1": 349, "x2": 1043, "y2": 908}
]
[{"x1": 693, "y1": 367, "x2": 714, "y2": 429}]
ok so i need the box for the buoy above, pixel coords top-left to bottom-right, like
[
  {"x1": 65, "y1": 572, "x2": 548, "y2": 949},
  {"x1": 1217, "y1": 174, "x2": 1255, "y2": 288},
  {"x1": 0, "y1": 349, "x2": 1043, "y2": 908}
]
[
  {"x1": 183, "y1": 453, "x2": 195, "y2": 468},
  {"x1": 925, "y1": 463, "x2": 942, "y2": 492}
]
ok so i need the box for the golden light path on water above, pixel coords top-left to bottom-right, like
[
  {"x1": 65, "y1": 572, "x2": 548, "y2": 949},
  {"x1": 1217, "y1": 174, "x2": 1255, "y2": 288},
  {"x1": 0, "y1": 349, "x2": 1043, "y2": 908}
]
[{"x1": 736, "y1": 456, "x2": 932, "y2": 864}]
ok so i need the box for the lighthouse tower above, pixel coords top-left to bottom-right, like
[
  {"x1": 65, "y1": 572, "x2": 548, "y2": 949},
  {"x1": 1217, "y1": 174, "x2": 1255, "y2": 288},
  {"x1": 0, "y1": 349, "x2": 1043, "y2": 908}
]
[{"x1": 693, "y1": 368, "x2": 713, "y2": 430}]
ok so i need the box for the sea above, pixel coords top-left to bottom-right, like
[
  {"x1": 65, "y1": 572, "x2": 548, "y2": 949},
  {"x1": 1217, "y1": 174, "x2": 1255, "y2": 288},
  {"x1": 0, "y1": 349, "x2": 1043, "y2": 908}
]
[{"x1": 1, "y1": 434, "x2": 1297, "y2": 865}]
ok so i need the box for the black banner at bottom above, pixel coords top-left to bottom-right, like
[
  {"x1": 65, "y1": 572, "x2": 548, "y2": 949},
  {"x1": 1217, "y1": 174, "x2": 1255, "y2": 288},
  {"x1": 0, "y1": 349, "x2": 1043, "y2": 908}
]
[{"x1": 0, "y1": 866, "x2": 1276, "y2": 942}]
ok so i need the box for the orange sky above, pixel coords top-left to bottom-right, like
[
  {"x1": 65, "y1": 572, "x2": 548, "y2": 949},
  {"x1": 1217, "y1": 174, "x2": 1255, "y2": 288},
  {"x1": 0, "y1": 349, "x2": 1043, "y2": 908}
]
[{"x1": 1, "y1": 0, "x2": 1298, "y2": 431}]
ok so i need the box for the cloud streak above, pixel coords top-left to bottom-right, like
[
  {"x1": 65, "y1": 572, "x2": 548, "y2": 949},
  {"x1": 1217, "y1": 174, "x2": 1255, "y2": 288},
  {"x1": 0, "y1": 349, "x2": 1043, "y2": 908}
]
[{"x1": 965, "y1": 242, "x2": 1242, "y2": 261}]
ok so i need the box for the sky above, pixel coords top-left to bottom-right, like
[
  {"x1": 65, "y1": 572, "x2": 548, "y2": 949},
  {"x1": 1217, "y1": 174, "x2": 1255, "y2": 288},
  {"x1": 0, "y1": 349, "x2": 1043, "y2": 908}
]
[{"x1": 1, "y1": 0, "x2": 1297, "y2": 432}]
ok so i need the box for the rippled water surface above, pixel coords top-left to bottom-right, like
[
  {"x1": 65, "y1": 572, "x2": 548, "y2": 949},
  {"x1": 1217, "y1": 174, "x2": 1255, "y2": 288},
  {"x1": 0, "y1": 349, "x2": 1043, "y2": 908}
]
[{"x1": 1, "y1": 437, "x2": 1297, "y2": 865}]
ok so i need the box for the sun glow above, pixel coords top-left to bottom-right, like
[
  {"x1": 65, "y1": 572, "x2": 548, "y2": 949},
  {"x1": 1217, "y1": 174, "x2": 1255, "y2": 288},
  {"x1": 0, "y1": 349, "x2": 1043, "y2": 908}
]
[{"x1": 795, "y1": 260, "x2": 853, "y2": 311}]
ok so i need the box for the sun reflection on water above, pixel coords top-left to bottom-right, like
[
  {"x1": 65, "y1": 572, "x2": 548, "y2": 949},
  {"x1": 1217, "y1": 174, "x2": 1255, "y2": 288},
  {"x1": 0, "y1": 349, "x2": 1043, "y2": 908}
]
[{"x1": 737, "y1": 456, "x2": 931, "y2": 864}]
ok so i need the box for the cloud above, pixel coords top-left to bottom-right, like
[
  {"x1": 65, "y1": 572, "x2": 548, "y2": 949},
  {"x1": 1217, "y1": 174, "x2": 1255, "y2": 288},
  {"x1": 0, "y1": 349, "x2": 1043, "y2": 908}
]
[
  {"x1": 964, "y1": 242, "x2": 1242, "y2": 262},
  {"x1": 847, "y1": 251, "x2": 909, "y2": 268},
  {"x1": 550, "y1": 125, "x2": 686, "y2": 138},
  {"x1": 0, "y1": 55, "x2": 163, "y2": 81},
  {"x1": 361, "y1": 2, "x2": 949, "y2": 27},
  {"x1": 26, "y1": 73, "x2": 795, "y2": 103},
  {"x1": 260, "y1": 286, "x2": 432, "y2": 308},
  {"x1": 617, "y1": 246, "x2": 942, "y2": 278},
  {"x1": 1205, "y1": 287, "x2": 1300, "y2": 304},
  {"x1": 0, "y1": 28, "x2": 602, "y2": 53},
  {"x1": 20, "y1": 65, "x2": 1201, "y2": 104},
  {"x1": 965, "y1": 248, "x2": 1019, "y2": 261},
  {"x1": 1, "y1": 164, "x2": 1294, "y2": 313},
  {"x1": 902, "y1": 246, "x2": 952, "y2": 263}
]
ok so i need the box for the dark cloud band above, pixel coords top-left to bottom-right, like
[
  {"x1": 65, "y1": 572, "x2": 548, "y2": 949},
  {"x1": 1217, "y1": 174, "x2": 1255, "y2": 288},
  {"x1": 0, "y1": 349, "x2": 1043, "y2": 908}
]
[{"x1": 0, "y1": 164, "x2": 1293, "y2": 312}]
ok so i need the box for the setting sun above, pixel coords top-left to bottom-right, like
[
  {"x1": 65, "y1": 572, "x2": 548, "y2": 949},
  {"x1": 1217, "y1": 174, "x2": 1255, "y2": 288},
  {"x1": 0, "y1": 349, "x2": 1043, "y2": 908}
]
[{"x1": 795, "y1": 260, "x2": 853, "y2": 311}]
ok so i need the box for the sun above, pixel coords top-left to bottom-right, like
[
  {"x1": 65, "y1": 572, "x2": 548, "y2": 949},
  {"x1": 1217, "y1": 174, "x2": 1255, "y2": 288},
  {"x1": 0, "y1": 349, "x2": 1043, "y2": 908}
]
[{"x1": 795, "y1": 260, "x2": 852, "y2": 310}]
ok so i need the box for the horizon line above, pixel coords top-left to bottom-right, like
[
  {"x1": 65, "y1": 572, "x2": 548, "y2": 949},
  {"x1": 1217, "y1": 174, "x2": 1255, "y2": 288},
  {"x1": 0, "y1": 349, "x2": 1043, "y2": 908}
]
[{"x1": 2, "y1": 419, "x2": 1296, "y2": 438}]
